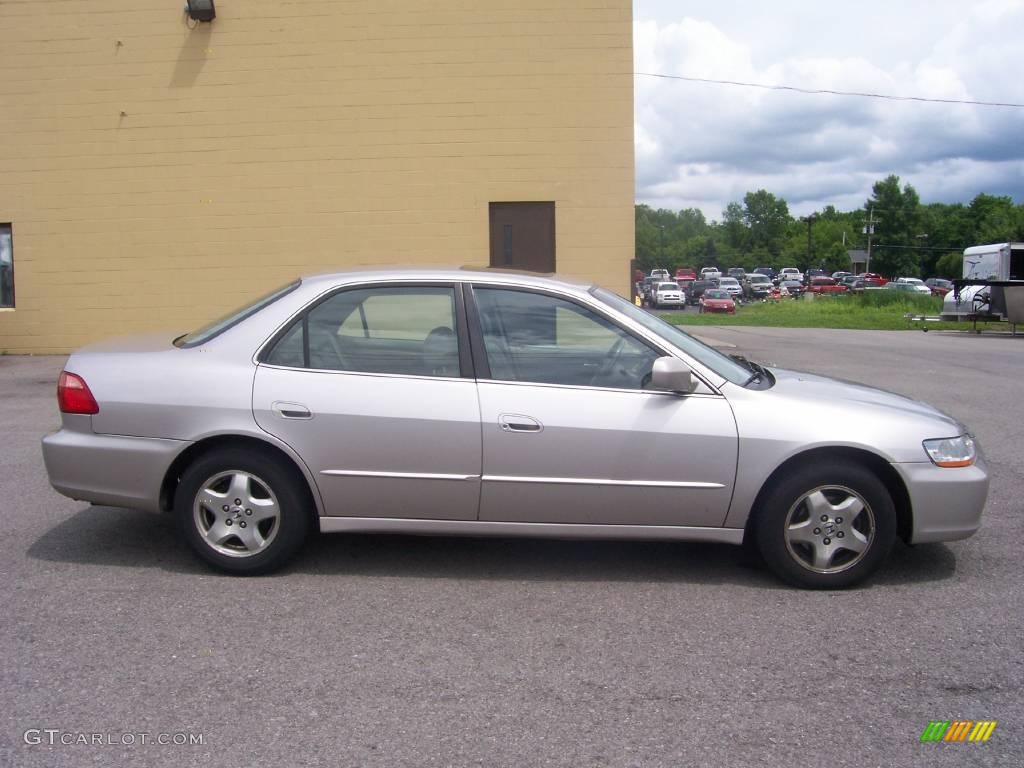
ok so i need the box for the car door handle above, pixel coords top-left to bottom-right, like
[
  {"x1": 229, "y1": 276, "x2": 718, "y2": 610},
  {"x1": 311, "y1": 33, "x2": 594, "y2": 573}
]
[
  {"x1": 499, "y1": 414, "x2": 543, "y2": 433},
  {"x1": 272, "y1": 401, "x2": 312, "y2": 419}
]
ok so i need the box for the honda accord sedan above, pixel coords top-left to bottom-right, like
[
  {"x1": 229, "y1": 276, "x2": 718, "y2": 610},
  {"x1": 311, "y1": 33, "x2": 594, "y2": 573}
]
[{"x1": 42, "y1": 269, "x2": 989, "y2": 588}]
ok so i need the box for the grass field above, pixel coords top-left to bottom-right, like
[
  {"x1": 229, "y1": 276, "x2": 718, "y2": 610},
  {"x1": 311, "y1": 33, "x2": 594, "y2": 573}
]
[{"x1": 662, "y1": 291, "x2": 1008, "y2": 332}]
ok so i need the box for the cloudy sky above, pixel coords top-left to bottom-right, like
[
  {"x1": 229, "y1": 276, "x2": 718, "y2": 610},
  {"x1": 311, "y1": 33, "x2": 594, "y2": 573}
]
[{"x1": 633, "y1": 0, "x2": 1024, "y2": 219}]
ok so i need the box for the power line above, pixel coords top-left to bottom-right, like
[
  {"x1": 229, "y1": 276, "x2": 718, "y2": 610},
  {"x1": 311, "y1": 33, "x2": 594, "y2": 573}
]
[{"x1": 635, "y1": 72, "x2": 1024, "y2": 109}]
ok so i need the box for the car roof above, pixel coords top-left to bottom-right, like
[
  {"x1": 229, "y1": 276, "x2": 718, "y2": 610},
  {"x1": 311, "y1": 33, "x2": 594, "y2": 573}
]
[{"x1": 299, "y1": 267, "x2": 594, "y2": 294}]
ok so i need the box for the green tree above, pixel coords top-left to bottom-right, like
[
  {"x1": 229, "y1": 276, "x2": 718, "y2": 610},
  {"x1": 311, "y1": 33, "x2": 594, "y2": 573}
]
[
  {"x1": 934, "y1": 251, "x2": 963, "y2": 279},
  {"x1": 721, "y1": 202, "x2": 747, "y2": 253},
  {"x1": 743, "y1": 190, "x2": 791, "y2": 255},
  {"x1": 865, "y1": 175, "x2": 921, "y2": 277},
  {"x1": 967, "y1": 194, "x2": 1021, "y2": 244}
]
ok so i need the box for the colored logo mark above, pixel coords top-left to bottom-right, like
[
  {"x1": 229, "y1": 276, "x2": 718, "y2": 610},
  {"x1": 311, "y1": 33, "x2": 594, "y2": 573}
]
[{"x1": 920, "y1": 720, "x2": 997, "y2": 742}]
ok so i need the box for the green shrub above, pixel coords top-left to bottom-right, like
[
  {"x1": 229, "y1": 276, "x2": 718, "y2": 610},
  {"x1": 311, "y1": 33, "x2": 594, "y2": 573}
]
[{"x1": 855, "y1": 290, "x2": 942, "y2": 312}]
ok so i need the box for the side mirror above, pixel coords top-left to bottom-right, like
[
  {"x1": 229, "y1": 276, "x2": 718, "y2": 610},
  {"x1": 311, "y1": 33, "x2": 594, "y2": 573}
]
[{"x1": 651, "y1": 357, "x2": 696, "y2": 394}]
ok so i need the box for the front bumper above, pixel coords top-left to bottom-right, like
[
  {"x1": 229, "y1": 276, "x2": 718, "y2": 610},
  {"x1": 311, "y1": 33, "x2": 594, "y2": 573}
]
[
  {"x1": 42, "y1": 429, "x2": 187, "y2": 513},
  {"x1": 894, "y1": 456, "x2": 990, "y2": 543}
]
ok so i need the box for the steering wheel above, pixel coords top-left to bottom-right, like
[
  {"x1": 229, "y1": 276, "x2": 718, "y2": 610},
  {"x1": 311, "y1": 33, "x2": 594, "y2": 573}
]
[{"x1": 591, "y1": 337, "x2": 626, "y2": 387}]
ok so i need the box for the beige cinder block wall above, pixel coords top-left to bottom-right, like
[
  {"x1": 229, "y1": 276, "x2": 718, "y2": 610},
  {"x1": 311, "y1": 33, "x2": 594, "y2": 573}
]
[{"x1": 0, "y1": 1, "x2": 634, "y2": 353}]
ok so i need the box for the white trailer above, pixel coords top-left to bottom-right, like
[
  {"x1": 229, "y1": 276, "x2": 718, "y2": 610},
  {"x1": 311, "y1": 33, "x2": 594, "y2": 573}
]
[{"x1": 941, "y1": 242, "x2": 1024, "y2": 320}]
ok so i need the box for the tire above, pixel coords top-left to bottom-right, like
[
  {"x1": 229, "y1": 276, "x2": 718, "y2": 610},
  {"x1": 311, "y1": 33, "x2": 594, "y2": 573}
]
[
  {"x1": 753, "y1": 461, "x2": 896, "y2": 589},
  {"x1": 176, "y1": 447, "x2": 311, "y2": 575}
]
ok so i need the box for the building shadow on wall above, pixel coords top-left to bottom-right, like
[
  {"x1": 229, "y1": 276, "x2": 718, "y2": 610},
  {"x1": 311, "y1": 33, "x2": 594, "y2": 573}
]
[{"x1": 170, "y1": 19, "x2": 213, "y2": 88}]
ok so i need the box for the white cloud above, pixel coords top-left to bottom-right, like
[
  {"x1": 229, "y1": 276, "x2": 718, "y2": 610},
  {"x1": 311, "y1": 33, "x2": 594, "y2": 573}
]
[{"x1": 634, "y1": 1, "x2": 1024, "y2": 218}]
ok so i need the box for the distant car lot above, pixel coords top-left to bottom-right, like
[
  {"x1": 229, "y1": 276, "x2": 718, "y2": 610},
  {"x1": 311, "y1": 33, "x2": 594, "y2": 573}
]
[{"x1": 2, "y1": 328, "x2": 1022, "y2": 767}]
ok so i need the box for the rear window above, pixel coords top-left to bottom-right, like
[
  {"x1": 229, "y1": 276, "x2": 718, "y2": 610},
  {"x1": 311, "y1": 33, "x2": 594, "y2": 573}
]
[{"x1": 175, "y1": 280, "x2": 300, "y2": 347}]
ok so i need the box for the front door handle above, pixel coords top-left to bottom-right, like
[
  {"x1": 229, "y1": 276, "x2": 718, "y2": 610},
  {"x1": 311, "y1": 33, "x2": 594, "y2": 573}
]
[
  {"x1": 499, "y1": 413, "x2": 543, "y2": 433},
  {"x1": 272, "y1": 401, "x2": 313, "y2": 419}
]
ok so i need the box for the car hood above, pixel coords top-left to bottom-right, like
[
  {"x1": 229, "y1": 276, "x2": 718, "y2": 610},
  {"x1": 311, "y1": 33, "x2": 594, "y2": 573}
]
[
  {"x1": 768, "y1": 367, "x2": 961, "y2": 429},
  {"x1": 725, "y1": 367, "x2": 966, "y2": 464}
]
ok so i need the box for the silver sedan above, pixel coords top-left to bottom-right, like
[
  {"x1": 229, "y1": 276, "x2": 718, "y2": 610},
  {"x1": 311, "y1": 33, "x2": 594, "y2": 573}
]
[{"x1": 41, "y1": 269, "x2": 989, "y2": 588}]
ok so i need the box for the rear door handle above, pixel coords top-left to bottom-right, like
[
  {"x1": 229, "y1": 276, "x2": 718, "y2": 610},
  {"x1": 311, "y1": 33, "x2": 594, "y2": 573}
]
[
  {"x1": 499, "y1": 414, "x2": 543, "y2": 433},
  {"x1": 272, "y1": 401, "x2": 312, "y2": 419}
]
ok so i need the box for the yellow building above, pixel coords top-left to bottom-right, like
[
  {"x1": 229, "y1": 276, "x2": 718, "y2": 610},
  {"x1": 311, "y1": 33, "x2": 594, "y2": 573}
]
[{"x1": 0, "y1": 0, "x2": 634, "y2": 354}]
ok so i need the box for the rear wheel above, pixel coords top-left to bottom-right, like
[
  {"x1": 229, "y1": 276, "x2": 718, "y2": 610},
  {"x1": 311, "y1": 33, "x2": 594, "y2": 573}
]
[
  {"x1": 176, "y1": 448, "x2": 311, "y2": 575},
  {"x1": 754, "y1": 461, "x2": 896, "y2": 589}
]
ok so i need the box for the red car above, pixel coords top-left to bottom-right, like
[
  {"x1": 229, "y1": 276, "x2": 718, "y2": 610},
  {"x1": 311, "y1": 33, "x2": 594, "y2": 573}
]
[
  {"x1": 699, "y1": 288, "x2": 736, "y2": 314},
  {"x1": 675, "y1": 267, "x2": 697, "y2": 280},
  {"x1": 858, "y1": 272, "x2": 888, "y2": 286},
  {"x1": 808, "y1": 277, "x2": 848, "y2": 294}
]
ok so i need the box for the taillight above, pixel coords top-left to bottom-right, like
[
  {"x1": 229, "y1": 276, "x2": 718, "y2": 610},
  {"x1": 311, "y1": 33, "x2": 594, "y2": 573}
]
[{"x1": 57, "y1": 371, "x2": 99, "y2": 415}]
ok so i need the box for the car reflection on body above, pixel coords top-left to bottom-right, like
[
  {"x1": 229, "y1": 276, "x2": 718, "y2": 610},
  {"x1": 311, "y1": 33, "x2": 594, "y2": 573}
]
[
  {"x1": 698, "y1": 288, "x2": 736, "y2": 314},
  {"x1": 41, "y1": 268, "x2": 988, "y2": 589}
]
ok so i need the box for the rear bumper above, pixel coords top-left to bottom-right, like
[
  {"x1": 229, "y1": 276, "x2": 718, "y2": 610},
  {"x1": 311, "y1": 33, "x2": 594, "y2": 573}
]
[
  {"x1": 42, "y1": 429, "x2": 186, "y2": 513},
  {"x1": 894, "y1": 457, "x2": 990, "y2": 543}
]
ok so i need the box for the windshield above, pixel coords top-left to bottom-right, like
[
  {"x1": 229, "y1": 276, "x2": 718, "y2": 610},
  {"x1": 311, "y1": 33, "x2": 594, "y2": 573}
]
[
  {"x1": 705, "y1": 289, "x2": 730, "y2": 299},
  {"x1": 591, "y1": 287, "x2": 752, "y2": 385},
  {"x1": 175, "y1": 280, "x2": 300, "y2": 347},
  {"x1": 718, "y1": 279, "x2": 738, "y2": 286},
  {"x1": 658, "y1": 282, "x2": 679, "y2": 290},
  {"x1": 749, "y1": 275, "x2": 769, "y2": 283}
]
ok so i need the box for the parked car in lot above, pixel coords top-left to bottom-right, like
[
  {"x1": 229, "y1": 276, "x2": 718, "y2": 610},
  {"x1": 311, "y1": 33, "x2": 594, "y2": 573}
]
[
  {"x1": 844, "y1": 277, "x2": 866, "y2": 294},
  {"x1": 888, "y1": 279, "x2": 932, "y2": 295},
  {"x1": 925, "y1": 277, "x2": 953, "y2": 296},
  {"x1": 754, "y1": 266, "x2": 777, "y2": 283},
  {"x1": 698, "y1": 288, "x2": 736, "y2": 314},
  {"x1": 743, "y1": 273, "x2": 773, "y2": 300},
  {"x1": 640, "y1": 277, "x2": 660, "y2": 306},
  {"x1": 726, "y1": 267, "x2": 746, "y2": 280},
  {"x1": 650, "y1": 268, "x2": 670, "y2": 281},
  {"x1": 700, "y1": 266, "x2": 722, "y2": 280},
  {"x1": 858, "y1": 272, "x2": 888, "y2": 287},
  {"x1": 779, "y1": 267, "x2": 804, "y2": 284},
  {"x1": 805, "y1": 269, "x2": 827, "y2": 285},
  {"x1": 652, "y1": 281, "x2": 685, "y2": 309},
  {"x1": 780, "y1": 279, "x2": 805, "y2": 298},
  {"x1": 807, "y1": 277, "x2": 848, "y2": 295},
  {"x1": 686, "y1": 279, "x2": 716, "y2": 305},
  {"x1": 675, "y1": 267, "x2": 697, "y2": 281},
  {"x1": 717, "y1": 276, "x2": 744, "y2": 300},
  {"x1": 897, "y1": 276, "x2": 937, "y2": 294},
  {"x1": 832, "y1": 271, "x2": 853, "y2": 283},
  {"x1": 41, "y1": 268, "x2": 989, "y2": 589}
]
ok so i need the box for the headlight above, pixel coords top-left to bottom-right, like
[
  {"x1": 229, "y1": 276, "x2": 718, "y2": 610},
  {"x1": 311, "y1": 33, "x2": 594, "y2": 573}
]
[{"x1": 923, "y1": 435, "x2": 976, "y2": 467}]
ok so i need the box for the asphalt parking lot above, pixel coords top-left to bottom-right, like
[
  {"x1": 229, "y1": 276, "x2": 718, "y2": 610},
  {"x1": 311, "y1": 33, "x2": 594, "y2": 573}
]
[{"x1": 2, "y1": 328, "x2": 1022, "y2": 767}]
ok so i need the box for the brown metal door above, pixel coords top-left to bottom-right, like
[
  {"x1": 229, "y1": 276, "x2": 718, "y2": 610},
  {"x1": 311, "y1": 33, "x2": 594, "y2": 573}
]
[{"x1": 488, "y1": 202, "x2": 555, "y2": 273}]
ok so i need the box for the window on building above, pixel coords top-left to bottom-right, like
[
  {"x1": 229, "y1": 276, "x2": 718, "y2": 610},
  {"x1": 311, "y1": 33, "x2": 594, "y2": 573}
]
[{"x1": 0, "y1": 225, "x2": 13, "y2": 308}]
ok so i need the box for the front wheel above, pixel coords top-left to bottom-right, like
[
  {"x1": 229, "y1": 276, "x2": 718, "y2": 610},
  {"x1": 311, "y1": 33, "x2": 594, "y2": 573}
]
[
  {"x1": 753, "y1": 461, "x2": 896, "y2": 589},
  {"x1": 176, "y1": 448, "x2": 311, "y2": 575}
]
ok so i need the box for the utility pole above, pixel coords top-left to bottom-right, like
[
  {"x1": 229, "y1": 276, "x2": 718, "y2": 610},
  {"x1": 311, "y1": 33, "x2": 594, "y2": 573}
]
[
  {"x1": 801, "y1": 213, "x2": 817, "y2": 269},
  {"x1": 864, "y1": 207, "x2": 876, "y2": 273}
]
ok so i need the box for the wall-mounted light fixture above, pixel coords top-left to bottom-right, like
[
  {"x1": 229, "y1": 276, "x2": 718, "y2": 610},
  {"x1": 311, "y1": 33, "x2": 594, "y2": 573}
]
[{"x1": 185, "y1": 0, "x2": 216, "y2": 22}]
